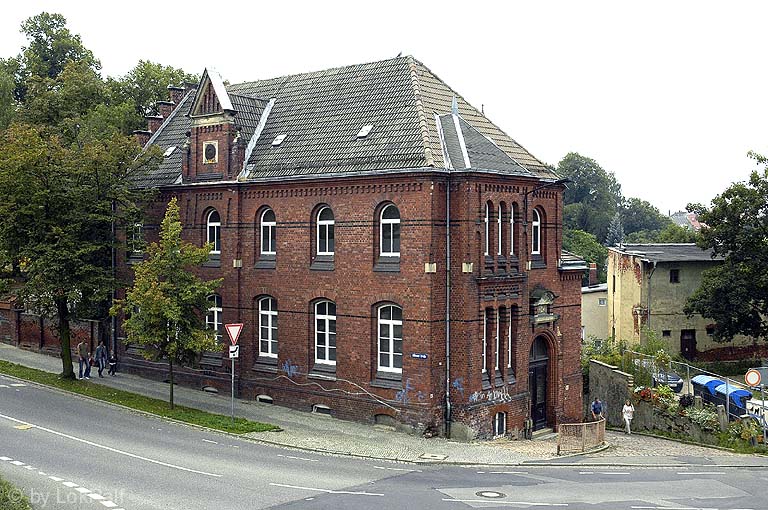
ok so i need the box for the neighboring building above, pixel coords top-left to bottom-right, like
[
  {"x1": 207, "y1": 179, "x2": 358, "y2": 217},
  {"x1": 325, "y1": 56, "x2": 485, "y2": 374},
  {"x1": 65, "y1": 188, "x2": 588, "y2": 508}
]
[
  {"x1": 582, "y1": 279, "x2": 608, "y2": 345},
  {"x1": 607, "y1": 243, "x2": 752, "y2": 359},
  {"x1": 8, "y1": 56, "x2": 587, "y2": 439},
  {"x1": 669, "y1": 211, "x2": 702, "y2": 231}
]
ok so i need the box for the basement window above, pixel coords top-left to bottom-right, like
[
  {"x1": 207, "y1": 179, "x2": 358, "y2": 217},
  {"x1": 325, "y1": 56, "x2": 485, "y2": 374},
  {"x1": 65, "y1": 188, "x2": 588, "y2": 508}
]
[
  {"x1": 271, "y1": 134, "x2": 287, "y2": 146},
  {"x1": 356, "y1": 124, "x2": 373, "y2": 138},
  {"x1": 256, "y1": 394, "x2": 273, "y2": 404},
  {"x1": 312, "y1": 404, "x2": 331, "y2": 415}
]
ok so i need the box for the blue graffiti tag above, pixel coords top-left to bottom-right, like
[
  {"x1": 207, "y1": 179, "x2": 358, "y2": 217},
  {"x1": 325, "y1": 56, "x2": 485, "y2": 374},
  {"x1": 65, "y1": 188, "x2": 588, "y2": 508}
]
[
  {"x1": 452, "y1": 378, "x2": 465, "y2": 397},
  {"x1": 281, "y1": 359, "x2": 299, "y2": 378},
  {"x1": 395, "y1": 378, "x2": 413, "y2": 404}
]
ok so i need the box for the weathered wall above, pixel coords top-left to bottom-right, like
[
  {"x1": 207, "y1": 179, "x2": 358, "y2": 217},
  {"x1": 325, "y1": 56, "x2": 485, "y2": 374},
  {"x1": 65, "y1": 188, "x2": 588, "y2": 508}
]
[
  {"x1": 582, "y1": 287, "x2": 608, "y2": 341},
  {"x1": 588, "y1": 359, "x2": 633, "y2": 427}
]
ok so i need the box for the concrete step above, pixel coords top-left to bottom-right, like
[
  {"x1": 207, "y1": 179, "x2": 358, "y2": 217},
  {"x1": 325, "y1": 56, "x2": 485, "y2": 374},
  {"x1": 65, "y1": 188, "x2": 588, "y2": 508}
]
[{"x1": 531, "y1": 427, "x2": 557, "y2": 441}]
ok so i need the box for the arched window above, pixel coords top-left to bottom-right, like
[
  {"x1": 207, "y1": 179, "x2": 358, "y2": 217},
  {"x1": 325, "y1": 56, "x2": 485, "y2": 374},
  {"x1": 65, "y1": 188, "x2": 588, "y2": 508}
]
[
  {"x1": 259, "y1": 297, "x2": 277, "y2": 357},
  {"x1": 531, "y1": 209, "x2": 541, "y2": 255},
  {"x1": 497, "y1": 204, "x2": 503, "y2": 256},
  {"x1": 315, "y1": 301, "x2": 337, "y2": 364},
  {"x1": 380, "y1": 204, "x2": 401, "y2": 257},
  {"x1": 206, "y1": 294, "x2": 223, "y2": 341},
  {"x1": 378, "y1": 304, "x2": 403, "y2": 373},
  {"x1": 317, "y1": 207, "x2": 335, "y2": 256},
  {"x1": 207, "y1": 210, "x2": 221, "y2": 254},
  {"x1": 260, "y1": 209, "x2": 276, "y2": 255},
  {"x1": 484, "y1": 203, "x2": 490, "y2": 256}
]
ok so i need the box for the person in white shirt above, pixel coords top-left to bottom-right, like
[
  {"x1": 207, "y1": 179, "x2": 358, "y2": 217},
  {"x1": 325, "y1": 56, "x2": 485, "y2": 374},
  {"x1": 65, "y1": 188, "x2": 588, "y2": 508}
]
[{"x1": 622, "y1": 399, "x2": 635, "y2": 434}]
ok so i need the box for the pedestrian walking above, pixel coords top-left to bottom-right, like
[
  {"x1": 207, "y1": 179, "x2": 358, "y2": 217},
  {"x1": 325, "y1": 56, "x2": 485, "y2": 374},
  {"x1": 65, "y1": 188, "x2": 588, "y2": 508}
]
[
  {"x1": 591, "y1": 397, "x2": 604, "y2": 420},
  {"x1": 108, "y1": 350, "x2": 118, "y2": 376},
  {"x1": 622, "y1": 399, "x2": 635, "y2": 434},
  {"x1": 95, "y1": 341, "x2": 108, "y2": 378},
  {"x1": 76, "y1": 340, "x2": 91, "y2": 380}
]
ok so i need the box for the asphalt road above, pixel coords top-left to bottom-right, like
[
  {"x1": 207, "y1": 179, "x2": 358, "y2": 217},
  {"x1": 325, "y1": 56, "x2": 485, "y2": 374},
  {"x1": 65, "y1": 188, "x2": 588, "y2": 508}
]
[{"x1": 1, "y1": 373, "x2": 768, "y2": 510}]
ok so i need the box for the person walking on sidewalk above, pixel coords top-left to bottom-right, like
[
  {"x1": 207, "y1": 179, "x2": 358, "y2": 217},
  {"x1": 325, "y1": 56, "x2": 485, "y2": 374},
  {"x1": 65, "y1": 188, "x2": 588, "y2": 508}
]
[
  {"x1": 108, "y1": 350, "x2": 118, "y2": 376},
  {"x1": 591, "y1": 397, "x2": 604, "y2": 420},
  {"x1": 95, "y1": 341, "x2": 108, "y2": 378},
  {"x1": 76, "y1": 340, "x2": 91, "y2": 380},
  {"x1": 622, "y1": 399, "x2": 635, "y2": 434}
]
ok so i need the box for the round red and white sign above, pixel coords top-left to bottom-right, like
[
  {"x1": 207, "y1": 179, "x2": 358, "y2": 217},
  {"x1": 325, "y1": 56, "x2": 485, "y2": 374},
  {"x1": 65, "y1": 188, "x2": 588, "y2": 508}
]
[{"x1": 745, "y1": 369, "x2": 762, "y2": 387}]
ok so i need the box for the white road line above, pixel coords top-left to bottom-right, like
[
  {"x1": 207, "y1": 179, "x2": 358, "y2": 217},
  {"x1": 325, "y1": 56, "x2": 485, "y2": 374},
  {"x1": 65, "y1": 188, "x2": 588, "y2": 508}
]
[
  {"x1": 9, "y1": 383, "x2": 26, "y2": 387},
  {"x1": 38, "y1": 472, "x2": 46, "y2": 476},
  {"x1": 62, "y1": 481, "x2": 79, "y2": 488},
  {"x1": 87, "y1": 493, "x2": 106, "y2": 500},
  {"x1": 202, "y1": 439, "x2": 218, "y2": 444},
  {"x1": 100, "y1": 502, "x2": 118, "y2": 508},
  {"x1": 442, "y1": 498, "x2": 567, "y2": 507},
  {"x1": 373, "y1": 466, "x2": 420, "y2": 472},
  {"x1": 0, "y1": 412, "x2": 222, "y2": 477},
  {"x1": 74, "y1": 487, "x2": 91, "y2": 494},
  {"x1": 578, "y1": 471, "x2": 629, "y2": 475},
  {"x1": 269, "y1": 482, "x2": 384, "y2": 497},
  {"x1": 677, "y1": 472, "x2": 726, "y2": 475},
  {"x1": 10, "y1": 460, "x2": 24, "y2": 466},
  {"x1": 277, "y1": 454, "x2": 319, "y2": 462},
  {"x1": 0, "y1": 456, "x2": 11, "y2": 461},
  {"x1": 578, "y1": 471, "x2": 593, "y2": 475},
  {"x1": 0, "y1": 385, "x2": 8, "y2": 388},
  {"x1": 48, "y1": 476, "x2": 63, "y2": 482}
]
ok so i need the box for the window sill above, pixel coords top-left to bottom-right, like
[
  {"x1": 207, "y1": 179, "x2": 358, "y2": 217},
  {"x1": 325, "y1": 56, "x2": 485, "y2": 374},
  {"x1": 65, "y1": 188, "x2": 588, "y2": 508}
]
[
  {"x1": 507, "y1": 369, "x2": 516, "y2": 385},
  {"x1": 494, "y1": 370, "x2": 504, "y2": 387},
  {"x1": 255, "y1": 258, "x2": 276, "y2": 270},
  {"x1": 127, "y1": 254, "x2": 144, "y2": 265},
  {"x1": 481, "y1": 373, "x2": 492, "y2": 391},
  {"x1": 203, "y1": 254, "x2": 221, "y2": 268},
  {"x1": 529, "y1": 254, "x2": 546, "y2": 270},
  {"x1": 371, "y1": 371, "x2": 402, "y2": 389},
  {"x1": 374, "y1": 256, "x2": 400, "y2": 273},
  {"x1": 253, "y1": 359, "x2": 278, "y2": 372},
  {"x1": 310, "y1": 255, "x2": 334, "y2": 271}
]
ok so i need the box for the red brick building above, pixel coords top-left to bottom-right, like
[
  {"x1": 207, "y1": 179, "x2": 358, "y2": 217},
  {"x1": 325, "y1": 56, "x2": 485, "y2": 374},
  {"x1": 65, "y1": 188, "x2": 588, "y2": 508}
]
[{"x1": 9, "y1": 56, "x2": 586, "y2": 439}]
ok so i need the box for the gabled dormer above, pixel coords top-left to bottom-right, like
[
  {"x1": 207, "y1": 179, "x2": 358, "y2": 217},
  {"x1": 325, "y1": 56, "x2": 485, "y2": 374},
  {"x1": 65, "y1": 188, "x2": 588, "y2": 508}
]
[{"x1": 183, "y1": 68, "x2": 243, "y2": 183}]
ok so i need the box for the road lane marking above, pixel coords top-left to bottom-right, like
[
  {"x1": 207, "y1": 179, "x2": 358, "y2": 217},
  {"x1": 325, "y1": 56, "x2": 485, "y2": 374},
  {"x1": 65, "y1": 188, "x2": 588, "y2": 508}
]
[
  {"x1": 579, "y1": 471, "x2": 629, "y2": 475},
  {"x1": 677, "y1": 472, "x2": 726, "y2": 475},
  {"x1": 62, "y1": 481, "x2": 79, "y2": 488},
  {"x1": 202, "y1": 439, "x2": 218, "y2": 444},
  {"x1": 87, "y1": 493, "x2": 106, "y2": 500},
  {"x1": 0, "y1": 456, "x2": 11, "y2": 461},
  {"x1": 10, "y1": 460, "x2": 24, "y2": 466},
  {"x1": 269, "y1": 482, "x2": 384, "y2": 496},
  {"x1": 9, "y1": 383, "x2": 26, "y2": 387},
  {"x1": 442, "y1": 498, "x2": 567, "y2": 506},
  {"x1": 74, "y1": 487, "x2": 91, "y2": 494},
  {"x1": 277, "y1": 454, "x2": 319, "y2": 462},
  {"x1": 373, "y1": 465, "x2": 422, "y2": 472},
  {"x1": 489, "y1": 471, "x2": 529, "y2": 475},
  {"x1": 100, "y1": 502, "x2": 119, "y2": 508},
  {"x1": 48, "y1": 476, "x2": 63, "y2": 482},
  {"x1": 0, "y1": 411, "x2": 222, "y2": 477}
]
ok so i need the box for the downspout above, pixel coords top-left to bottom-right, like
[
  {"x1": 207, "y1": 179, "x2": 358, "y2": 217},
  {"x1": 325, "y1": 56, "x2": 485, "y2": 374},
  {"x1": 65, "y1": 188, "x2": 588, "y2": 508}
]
[
  {"x1": 646, "y1": 261, "x2": 657, "y2": 341},
  {"x1": 444, "y1": 174, "x2": 452, "y2": 438}
]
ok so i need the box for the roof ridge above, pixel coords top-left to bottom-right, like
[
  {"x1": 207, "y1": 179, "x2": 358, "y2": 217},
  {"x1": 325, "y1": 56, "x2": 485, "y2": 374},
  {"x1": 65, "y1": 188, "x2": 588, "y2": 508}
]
[
  {"x1": 410, "y1": 58, "x2": 550, "y2": 172},
  {"x1": 406, "y1": 56, "x2": 435, "y2": 167}
]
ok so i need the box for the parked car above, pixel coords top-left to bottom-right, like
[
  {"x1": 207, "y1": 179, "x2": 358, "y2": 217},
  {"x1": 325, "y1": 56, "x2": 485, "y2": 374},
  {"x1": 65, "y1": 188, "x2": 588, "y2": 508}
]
[{"x1": 634, "y1": 359, "x2": 684, "y2": 393}]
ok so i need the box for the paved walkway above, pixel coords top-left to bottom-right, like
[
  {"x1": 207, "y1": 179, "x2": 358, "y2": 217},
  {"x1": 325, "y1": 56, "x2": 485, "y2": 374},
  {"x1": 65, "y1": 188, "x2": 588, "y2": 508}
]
[{"x1": 2, "y1": 343, "x2": 767, "y2": 467}]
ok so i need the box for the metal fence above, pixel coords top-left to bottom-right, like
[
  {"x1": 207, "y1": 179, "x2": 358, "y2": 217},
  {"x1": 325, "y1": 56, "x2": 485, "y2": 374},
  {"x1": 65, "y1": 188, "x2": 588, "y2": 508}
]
[{"x1": 557, "y1": 418, "x2": 605, "y2": 455}]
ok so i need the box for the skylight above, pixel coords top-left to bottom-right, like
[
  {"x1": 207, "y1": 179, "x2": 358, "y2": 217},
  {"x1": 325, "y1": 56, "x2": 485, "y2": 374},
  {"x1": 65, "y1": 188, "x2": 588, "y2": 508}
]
[
  {"x1": 271, "y1": 134, "x2": 287, "y2": 146},
  {"x1": 357, "y1": 124, "x2": 373, "y2": 138},
  {"x1": 163, "y1": 146, "x2": 176, "y2": 157}
]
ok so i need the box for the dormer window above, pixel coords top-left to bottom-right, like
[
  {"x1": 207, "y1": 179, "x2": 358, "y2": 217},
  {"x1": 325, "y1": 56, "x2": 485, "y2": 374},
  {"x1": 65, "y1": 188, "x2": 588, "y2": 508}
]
[
  {"x1": 163, "y1": 146, "x2": 176, "y2": 157},
  {"x1": 357, "y1": 125, "x2": 373, "y2": 138},
  {"x1": 271, "y1": 134, "x2": 286, "y2": 146}
]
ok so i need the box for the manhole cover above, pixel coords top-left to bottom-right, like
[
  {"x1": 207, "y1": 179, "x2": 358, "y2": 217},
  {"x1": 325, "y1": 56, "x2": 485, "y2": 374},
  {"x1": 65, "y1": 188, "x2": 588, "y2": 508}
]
[{"x1": 475, "y1": 491, "x2": 506, "y2": 499}]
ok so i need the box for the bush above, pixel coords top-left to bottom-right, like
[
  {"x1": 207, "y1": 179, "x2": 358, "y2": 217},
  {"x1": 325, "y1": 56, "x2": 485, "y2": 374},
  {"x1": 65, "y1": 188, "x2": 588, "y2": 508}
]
[
  {"x1": 679, "y1": 393, "x2": 695, "y2": 408},
  {"x1": 686, "y1": 406, "x2": 719, "y2": 431},
  {"x1": 0, "y1": 477, "x2": 31, "y2": 510}
]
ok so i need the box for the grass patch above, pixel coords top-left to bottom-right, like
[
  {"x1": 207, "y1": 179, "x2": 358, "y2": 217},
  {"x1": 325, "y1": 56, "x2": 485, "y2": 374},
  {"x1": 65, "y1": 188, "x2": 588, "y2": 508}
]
[
  {"x1": 0, "y1": 360, "x2": 279, "y2": 434},
  {"x1": 0, "y1": 475, "x2": 31, "y2": 510}
]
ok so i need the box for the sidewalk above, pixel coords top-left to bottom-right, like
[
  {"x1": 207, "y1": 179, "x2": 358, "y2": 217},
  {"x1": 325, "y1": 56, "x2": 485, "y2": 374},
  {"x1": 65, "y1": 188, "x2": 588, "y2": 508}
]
[{"x1": 2, "y1": 343, "x2": 767, "y2": 467}]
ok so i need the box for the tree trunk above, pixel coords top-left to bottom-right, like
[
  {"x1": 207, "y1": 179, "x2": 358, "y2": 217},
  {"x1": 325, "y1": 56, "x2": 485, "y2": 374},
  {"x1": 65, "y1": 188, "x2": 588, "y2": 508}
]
[
  {"x1": 55, "y1": 297, "x2": 75, "y2": 379},
  {"x1": 168, "y1": 357, "x2": 174, "y2": 409}
]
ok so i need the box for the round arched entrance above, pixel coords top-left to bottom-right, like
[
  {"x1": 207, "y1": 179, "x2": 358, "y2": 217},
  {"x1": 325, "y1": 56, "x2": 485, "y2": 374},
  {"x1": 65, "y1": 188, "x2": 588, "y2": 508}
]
[{"x1": 528, "y1": 336, "x2": 549, "y2": 429}]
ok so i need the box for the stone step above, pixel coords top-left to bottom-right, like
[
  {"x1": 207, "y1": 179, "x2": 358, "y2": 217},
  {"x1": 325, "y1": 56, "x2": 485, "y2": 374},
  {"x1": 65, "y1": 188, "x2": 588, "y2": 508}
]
[{"x1": 531, "y1": 427, "x2": 557, "y2": 441}]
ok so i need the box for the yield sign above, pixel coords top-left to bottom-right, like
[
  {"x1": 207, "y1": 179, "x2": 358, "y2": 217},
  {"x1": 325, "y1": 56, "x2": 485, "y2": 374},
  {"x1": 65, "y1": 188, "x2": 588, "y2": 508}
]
[{"x1": 225, "y1": 323, "x2": 244, "y2": 346}]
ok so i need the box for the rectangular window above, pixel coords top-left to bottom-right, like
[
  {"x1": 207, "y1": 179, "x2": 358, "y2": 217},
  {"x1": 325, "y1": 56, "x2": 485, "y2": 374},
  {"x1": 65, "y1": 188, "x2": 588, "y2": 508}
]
[
  {"x1": 482, "y1": 309, "x2": 487, "y2": 373},
  {"x1": 378, "y1": 305, "x2": 403, "y2": 373},
  {"x1": 494, "y1": 310, "x2": 500, "y2": 371},
  {"x1": 315, "y1": 301, "x2": 337, "y2": 365},
  {"x1": 669, "y1": 269, "x2": 680, "y2": 284},
  {"x1": 259, "y1": 297, "x2": 277, "y2": 357},
  {"x1": 662, "y1": 330, "x2": 671, "y2": 337},
  {"x1": 598, "y1": 298, "x2": 607, "y2": 306}
]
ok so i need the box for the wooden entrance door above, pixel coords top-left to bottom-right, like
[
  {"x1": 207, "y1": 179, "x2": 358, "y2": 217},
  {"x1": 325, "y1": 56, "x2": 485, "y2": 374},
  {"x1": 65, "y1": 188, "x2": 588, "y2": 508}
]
[
  {"x1": 680, "y1": 329, "x2": 697, "y2": 360},
  {"x1": 529, "y1": 336, "x2": 549, "y2": 429}
]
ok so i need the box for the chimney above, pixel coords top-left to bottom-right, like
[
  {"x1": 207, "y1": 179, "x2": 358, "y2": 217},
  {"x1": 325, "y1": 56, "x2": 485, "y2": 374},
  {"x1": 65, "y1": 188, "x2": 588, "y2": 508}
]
[
  {"x1": 132, "y1": 130, "x2": 151, "y2": 147},
  {"x1": 589, "y1": 262, "x2": 598, "y2": 286},
  {"x1": 157, "y1": 100, "x2": 175, "y2": 119},
  {"x1": 168, "y1": 85, "x2": 185, "y2": 105},
  {"x1": 146, "y1": 114, "x2": 163, "y2": 133}
]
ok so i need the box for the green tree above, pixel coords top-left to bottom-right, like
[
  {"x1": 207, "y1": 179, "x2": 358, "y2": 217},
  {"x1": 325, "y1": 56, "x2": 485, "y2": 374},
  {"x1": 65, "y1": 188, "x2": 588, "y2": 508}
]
[
  {"x1": 563, "y1": 229, "x2": 608, "y2": 284},
  {"x1": 685, "y1": 157, "x2": 768, "y2": 342},
  {"x1": 0, "y1": 123, "x2": 157, "y2": 378},
  {"x1": 112, "y1": 198, "x2": 222, "y2": 407},
  {"x1": 620, "y1": 197, "x2": 670, "y2": 234},
  {"x1": 558, "y1": 152, "x2": 622, "y2": 242},
  {"x1": 605, "y1": 213, "x2": 625, "y2": 247},
  {"x1": 657, "y1": 223, "x2": 699, "y2": 243},
  {"x1": 0, "y1": 63, "x2": 15, "y2": 129}
]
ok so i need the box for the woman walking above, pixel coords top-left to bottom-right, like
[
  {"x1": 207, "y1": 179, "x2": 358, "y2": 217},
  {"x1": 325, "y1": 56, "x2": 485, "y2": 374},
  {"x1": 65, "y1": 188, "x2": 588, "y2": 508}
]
[{"x1": 622, "y1": 399, "x2": 635, "y2": 434}]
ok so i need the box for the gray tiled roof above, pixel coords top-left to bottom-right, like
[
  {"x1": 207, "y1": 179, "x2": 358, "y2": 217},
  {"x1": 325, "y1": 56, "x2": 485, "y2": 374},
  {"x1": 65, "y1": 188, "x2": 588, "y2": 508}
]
[
  {"x1": 559, "y1": 250, "x2": 588, "y2": 271},
  {"x1": 611, "y1": 244, "x2": 721, "y2": 263},
  {"x1": 139, "y1": 56, "x2": 556, "y2": 187}
]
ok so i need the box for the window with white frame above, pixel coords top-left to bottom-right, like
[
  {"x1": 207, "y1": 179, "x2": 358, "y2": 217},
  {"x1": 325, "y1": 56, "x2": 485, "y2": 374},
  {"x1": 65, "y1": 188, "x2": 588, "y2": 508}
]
[
  {"x1": 493, "y1": 411, "x2": 507, "y2": 438},
  {"x1": 482, "y1": 309, "x2": 488, "y2": 373},
  {"x1": 510, "y1": 204, "x2": 516, "y2": 256},
  {"x1": 317, "y1": 207, "x2": 335, "y2": 256},
  {"x1": 531, "y1": 209, "x2": 541, "y2": 255},
  {"x1": 507, "y1": 309, "x2": 513, "y2": 371},
  {"x1": 380, "y1": 204, "x2": 401, "y2": 256},
  {"x1": 206, "y1": 294, "x2": 223, "y2": 341},
  {"x1": 130, "y1": 223, "x2": 144, "y2": 255},
  {"x1": 260, "y1": 209, "x2": 276, "y2": 255},
  {"x1": 495, "y1": 309, "x2": 500, "y2": 371},
  {"x1": 259, "y1": 297, "x2": 277, "y2": 357},
  {"x1": 497, "y1": 204, "x2": 503, "y2": 256},
  {"x1": 378, "y1": 304, "x2": 403, "y2": 373},
  {"x1": 484, "y1": 203, "x2": 490, "y2": 256},
  {"x1": 315, "y1": 301, "x2": 337, "y2": 365},
  {"x1": 207, "y1": 210, "x2": 221, "y2": 254}
]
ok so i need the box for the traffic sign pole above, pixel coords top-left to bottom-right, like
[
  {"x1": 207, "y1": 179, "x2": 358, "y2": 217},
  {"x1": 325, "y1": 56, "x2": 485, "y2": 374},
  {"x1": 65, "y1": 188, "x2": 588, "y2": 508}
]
[{"x1": 225, "y1": 324, "x2": 244, "y2": 424}]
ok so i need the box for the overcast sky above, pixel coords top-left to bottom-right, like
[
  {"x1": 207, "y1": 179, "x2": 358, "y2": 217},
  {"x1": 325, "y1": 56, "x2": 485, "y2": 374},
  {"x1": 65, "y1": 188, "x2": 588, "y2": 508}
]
[{"x1": 3, "y1": 1, "x2": 767, "y2": 214}]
